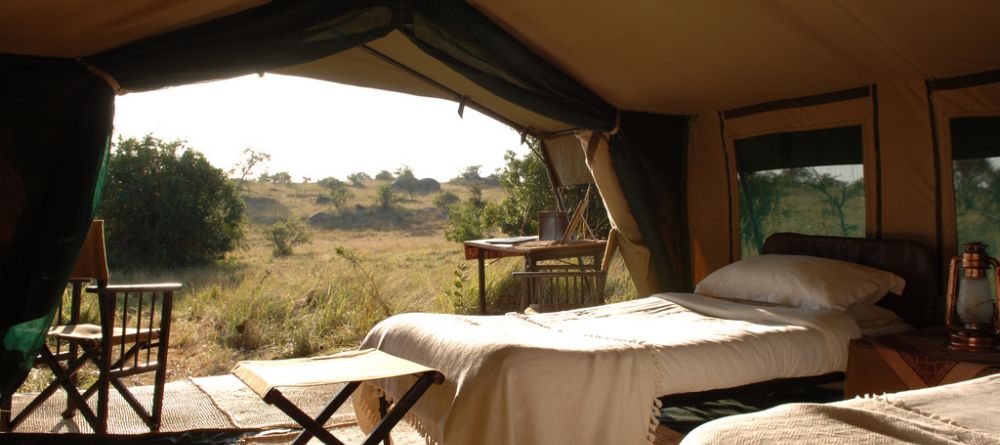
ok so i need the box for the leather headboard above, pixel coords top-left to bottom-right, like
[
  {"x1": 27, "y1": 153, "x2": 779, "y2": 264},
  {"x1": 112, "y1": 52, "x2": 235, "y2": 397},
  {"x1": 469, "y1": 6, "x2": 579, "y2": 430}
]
[{"x1": 761, "y1": 233, "x2": 941, "y2": 328}]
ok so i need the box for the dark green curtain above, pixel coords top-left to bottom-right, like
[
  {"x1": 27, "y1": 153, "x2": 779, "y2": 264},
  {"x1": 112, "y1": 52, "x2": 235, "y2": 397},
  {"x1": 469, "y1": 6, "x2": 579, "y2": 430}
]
[
  {"x1": 609, "y1": 112, "x2": 692, "y2": 292},
  {"x1": 0, "y1": 55, "x2": 114, "y2": 398},
  {"x1": 402, "y1": 1, "x2": 614, "y2": 131},
  {"x1": 735, "y1": 126, "x2": 863, "y2": 172}
]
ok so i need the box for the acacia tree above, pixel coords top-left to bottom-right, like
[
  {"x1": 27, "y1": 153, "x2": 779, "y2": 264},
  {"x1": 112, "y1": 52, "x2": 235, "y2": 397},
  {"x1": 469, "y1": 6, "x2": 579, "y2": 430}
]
[
  {"x1": 229, "y1": 148, "x2": 270, "y2": 187},
  {"x1": 100, "y1": 135, "x2": 245, "y2": 268},
  {"x1": 802, "y1": 168, "x2": 863, "y2": 236},
  {"x1": 347, "y1": 172, "x2": 371, "y2": 187},
  {"x1": 738, "y1": 171, "x2": 785, "y2": 256},
  {"x1": 394, "y1": 165, "x2": 415, "y2": 181}
]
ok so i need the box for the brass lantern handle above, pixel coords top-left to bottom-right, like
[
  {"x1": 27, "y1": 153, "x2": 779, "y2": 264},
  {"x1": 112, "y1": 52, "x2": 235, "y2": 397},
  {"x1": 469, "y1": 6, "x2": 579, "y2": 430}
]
[
  {"x1": 945, "y1": 254, "x2": 961, "y2": 330},
  {"x1": 992, "y1": 257, "x2": 1000, "y2": 336}
]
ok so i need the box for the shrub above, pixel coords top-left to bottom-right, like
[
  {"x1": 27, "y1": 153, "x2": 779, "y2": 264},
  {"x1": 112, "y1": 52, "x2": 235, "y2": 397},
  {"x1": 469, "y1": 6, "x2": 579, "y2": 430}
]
[
  {"x1": 395, "y1": 165, "x2": 415, "y2": 180},
  {"x1": 375, "y1": 185, "x2": 396, "y2": 211},
  {"x1": 374, "y1": 170, "x2": 394, "y2": 180},
  {"x1": 347, "y1": 172, "x2": 371, "y2": 187},
  {"x1": 444, "y1": 187, "x2": 488, "y2": 242},
  {"x1": 317, "y1": 177, "x2": 345, "y2": 189},
  {"x1": 433, "y1": 191, "x2": 460, "y2": 211},
  {"x1": 265, "y1": 219, "x2": 311, "y2": 256},
  {"x1": 270, "y1": 171, "x2": 292, "y2": 184},
  {"x1": 488, "y1": 146, "x2": 554, "y2": 236},
  {"x1": 99, "y1": 135, "x2": 245, "y2": 269}
]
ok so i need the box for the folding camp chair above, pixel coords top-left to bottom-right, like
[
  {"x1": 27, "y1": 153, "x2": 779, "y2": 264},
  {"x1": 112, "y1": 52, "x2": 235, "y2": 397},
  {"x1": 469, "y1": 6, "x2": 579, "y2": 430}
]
[
  {"x1": 232, "y1": 349, "x2": 444, "y2": 445},
  {"x1": 0, "y1": 220, "x2": 180, "y2": 433}
]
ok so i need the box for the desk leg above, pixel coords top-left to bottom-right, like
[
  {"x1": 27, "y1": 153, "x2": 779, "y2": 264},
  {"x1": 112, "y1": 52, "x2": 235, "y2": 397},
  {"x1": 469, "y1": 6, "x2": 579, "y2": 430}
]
[{"x1": 478, "y1": 250, "x2": 486, "y2": 315}]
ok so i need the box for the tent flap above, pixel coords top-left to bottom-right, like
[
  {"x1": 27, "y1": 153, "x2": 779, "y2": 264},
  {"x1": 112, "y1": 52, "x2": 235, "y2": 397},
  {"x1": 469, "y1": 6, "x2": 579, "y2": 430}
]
[
  {"x1": 609, "y1": 112, "x2": 692, "y2": 292},
  {"x1": 88, "y1": 0, "x2": 615, "y2": 132},
  {"x1": 88, "y1": 0, "x2": 399, "y2": 93},
  {"x1": 0, "y1": 54, "x2": 114, "y2": 397}
]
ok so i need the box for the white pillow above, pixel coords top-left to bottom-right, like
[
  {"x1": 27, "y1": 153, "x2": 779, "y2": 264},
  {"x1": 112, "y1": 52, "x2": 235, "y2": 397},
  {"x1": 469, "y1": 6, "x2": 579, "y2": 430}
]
[
  {"x1": 845, "y1": 305, "x2": 913, "y2": 336},
  {"x1": 694, "y1": 254, "x2": 906, "y2": 311}
]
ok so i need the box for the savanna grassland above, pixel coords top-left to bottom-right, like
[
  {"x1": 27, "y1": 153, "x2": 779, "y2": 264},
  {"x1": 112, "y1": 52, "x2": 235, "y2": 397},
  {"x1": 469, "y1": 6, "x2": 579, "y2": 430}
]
[{"x1": 24, "y1": 178, "x2": 635, "y2": 390}]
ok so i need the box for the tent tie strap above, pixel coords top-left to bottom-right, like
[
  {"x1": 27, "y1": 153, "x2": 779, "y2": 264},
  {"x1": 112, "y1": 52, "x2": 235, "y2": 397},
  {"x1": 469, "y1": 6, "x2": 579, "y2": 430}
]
[
  {"x1": 77, "y1": 59, "x2": 124, "y2": 95},
  {"x1": 457, "y1": 95, "x2": 470, "y2": 117},
  {"x1": 585, "y1": 131, "x2": 605, "y2": 163}
]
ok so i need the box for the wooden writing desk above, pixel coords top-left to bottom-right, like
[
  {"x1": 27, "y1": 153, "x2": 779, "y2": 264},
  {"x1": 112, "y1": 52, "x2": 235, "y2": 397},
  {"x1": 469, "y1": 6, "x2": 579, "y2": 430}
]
[{"x1": 463, "y1": 236, "x2": 606, "y2": 314}]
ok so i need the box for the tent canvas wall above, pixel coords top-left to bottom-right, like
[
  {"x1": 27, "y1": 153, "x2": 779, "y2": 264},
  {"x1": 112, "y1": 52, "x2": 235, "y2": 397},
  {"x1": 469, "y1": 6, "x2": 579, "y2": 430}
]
[{"x1": 2, "y1": 0, "x2": 999, "y2": 398}]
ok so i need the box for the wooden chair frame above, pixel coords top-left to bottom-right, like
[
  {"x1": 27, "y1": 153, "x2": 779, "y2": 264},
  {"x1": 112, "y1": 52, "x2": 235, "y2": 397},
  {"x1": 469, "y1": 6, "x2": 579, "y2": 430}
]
[{"x1": 1, "y1": 283, "x2": 179, "y2": 433}]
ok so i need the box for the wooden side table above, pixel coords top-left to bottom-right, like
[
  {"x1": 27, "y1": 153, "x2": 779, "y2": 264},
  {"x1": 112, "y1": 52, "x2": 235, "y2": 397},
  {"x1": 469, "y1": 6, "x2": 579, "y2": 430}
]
[
  {"x1": 845, "y1": 326, "x2": 1000, "y2": 398},
  {"x1": 463, "y1": 237, "x2": 606, "y2": 314}
]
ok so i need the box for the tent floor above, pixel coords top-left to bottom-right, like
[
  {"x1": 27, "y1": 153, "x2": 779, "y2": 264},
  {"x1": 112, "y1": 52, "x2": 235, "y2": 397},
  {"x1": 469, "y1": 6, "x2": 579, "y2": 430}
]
[{"x1": 2, "y1": 374, "x2": 840, "y2": 444}]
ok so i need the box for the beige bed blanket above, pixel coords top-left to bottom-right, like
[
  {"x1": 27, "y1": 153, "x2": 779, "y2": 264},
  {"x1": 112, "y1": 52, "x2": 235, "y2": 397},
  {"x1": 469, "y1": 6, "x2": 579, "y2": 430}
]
[
  {"x1": 353, "y1": 294, "x2": 856, "y2": 445},
  {"x1": 354, "y1": 298, "x2": 663, "y2": 445},
  {"x1": 681, "y1": 373, "x2": 1000, "y2": 444}
]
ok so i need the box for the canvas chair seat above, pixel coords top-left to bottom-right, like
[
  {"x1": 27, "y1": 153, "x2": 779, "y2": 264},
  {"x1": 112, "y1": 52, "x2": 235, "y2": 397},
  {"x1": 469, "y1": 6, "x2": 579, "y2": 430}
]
[
  {"x1": 233, "y1": 349, "x2": 444, "y2": 445},
  {"x1": 49, "y1": 323, "x2": 161, "y2": 345}
]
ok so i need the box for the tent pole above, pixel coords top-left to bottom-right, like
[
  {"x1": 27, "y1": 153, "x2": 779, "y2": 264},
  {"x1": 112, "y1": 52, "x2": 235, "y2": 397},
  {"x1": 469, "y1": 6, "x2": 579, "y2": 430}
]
[{"x1": 538, "y1": 139, "x2": 567, "y2": 211}]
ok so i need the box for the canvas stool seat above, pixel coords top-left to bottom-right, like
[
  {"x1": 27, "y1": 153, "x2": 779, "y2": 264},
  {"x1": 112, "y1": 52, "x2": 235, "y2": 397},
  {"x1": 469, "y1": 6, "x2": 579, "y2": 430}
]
[
  {"x1": 49, "y1": 323, "x2": 162, "y2": 345},
  {"x1": 232, "y1": 349, "x2": 444, "y2": 445}
]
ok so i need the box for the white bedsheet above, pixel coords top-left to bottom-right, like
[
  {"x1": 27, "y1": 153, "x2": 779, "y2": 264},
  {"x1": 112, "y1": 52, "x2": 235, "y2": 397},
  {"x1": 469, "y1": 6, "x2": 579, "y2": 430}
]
[
  {"x1": 648, "y1": 293, "x2": 860, "y2": 394},
  {"x1": 354, "y1": 293, "x2": 861, "y2": 445}
]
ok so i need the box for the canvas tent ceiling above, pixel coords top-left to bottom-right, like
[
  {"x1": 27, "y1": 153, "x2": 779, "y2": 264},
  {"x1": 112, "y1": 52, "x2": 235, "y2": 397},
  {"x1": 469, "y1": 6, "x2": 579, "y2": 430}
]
[
  {"x1": 3, "y1": 0, "x2": 1000, "y2": 405},
  {"x1": 4, "y1": 1, "x2": 999, "y2": 124}
]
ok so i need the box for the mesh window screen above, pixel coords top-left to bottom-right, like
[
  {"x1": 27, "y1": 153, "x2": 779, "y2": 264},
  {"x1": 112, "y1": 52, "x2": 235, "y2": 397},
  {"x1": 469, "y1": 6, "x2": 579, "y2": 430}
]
[
  {"x1": 951, "y1": 116, "x2": 1000, "y2": 256},
  {"x1": 735, "y1": 126, "x2": 865, "y2": 258}
]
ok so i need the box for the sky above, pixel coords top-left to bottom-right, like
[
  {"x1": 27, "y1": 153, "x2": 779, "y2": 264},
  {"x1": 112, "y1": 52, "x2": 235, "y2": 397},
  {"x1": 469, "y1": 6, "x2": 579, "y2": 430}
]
[{"x1": 113, "y1": 74, "x2": 527, "y2": 182}]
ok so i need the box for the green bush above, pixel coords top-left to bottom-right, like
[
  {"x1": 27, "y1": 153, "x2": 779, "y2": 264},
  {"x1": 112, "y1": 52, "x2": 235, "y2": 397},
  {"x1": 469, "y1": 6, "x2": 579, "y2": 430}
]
[
  {"x1": 432, "y1": 191, "x2": 460, "y2": 211},
  {"x1": 444, "y1": 187, "x2": 488, "y2": 242},
  {"x1": 265, "y1": 219, "x2": 311, "y2": 256},
  {"x1": 99, "y1": 135, "x2": 245, "y2": 269},
  {"x1": 488, "y1": 146, "x2": 554, "y2": 236},
  {"x1": 375, "y1": 184, "x2": 396, "y2": 211},
  {"x1": 347, "y1": 172, "x2": 371, "y2": 187}
]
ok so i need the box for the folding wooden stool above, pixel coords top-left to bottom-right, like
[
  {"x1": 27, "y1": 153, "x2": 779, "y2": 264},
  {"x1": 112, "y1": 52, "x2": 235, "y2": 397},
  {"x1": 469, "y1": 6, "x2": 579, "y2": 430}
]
[{"x1": 232, "y1": 349, "x2": 443, "y2": 445}]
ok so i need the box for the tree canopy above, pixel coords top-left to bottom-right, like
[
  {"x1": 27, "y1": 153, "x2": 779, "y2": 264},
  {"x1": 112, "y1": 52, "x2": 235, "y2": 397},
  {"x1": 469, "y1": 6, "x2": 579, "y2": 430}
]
[{"x1": 99, "y1": 135, "x2": 245, "y2": 269}]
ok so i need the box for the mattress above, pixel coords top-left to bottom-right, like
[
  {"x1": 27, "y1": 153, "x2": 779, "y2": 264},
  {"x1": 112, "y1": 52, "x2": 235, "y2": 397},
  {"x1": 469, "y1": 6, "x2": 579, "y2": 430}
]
[
  {"x1": 353, "y1": 293, "x2": 862, "y2": 445},
  {"x1": 544, "y1": 293, "x2": 861, "y2": 395}
]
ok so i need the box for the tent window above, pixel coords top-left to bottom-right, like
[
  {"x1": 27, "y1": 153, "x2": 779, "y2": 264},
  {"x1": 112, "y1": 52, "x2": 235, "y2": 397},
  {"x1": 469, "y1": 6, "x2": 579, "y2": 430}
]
[
  {"x1": 951, "y1": 116, "x2": 1000, "y2": 254},
  {"x1": 735, "y1": 126, "x2": 865, "y2": 258}
]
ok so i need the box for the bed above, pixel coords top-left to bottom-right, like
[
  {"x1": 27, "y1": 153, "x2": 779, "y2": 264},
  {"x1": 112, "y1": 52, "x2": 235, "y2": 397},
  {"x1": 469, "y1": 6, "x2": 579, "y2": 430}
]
[
  {"x1": 353, "y1": 233, "x2": 939, "y2": 445},
  {"x1": 679, "y1": 373, "x2": 1000, "y2": 444}
]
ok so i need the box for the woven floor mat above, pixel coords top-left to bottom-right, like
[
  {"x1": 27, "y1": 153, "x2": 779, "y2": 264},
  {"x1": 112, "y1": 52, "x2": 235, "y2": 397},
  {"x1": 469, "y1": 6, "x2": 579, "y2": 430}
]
[
  {"x1": 9, "y1": 379, "x2": 234, "y2": 433},
  {"x1": 10, "y1": 375, "x2": 685, "y2": 444},
  {"x1": 190, "y1": 375, "x2": 356, "y2": 430},
  {"x1": 241, "y1": 421, "x2": 428, "y2": 445}
]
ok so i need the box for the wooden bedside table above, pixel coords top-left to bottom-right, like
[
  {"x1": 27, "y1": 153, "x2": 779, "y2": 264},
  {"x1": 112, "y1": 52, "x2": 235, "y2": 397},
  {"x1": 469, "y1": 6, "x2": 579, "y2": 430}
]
[{"x1": 845, "y1": 326, "x2": 1000, "y2": 398}]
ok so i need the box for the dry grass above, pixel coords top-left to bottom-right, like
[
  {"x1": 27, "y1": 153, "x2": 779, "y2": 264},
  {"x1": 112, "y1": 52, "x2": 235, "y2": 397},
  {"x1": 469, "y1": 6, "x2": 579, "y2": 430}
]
[{"x1": 20, "y1": 180, "x2": 636, "y2": 391}]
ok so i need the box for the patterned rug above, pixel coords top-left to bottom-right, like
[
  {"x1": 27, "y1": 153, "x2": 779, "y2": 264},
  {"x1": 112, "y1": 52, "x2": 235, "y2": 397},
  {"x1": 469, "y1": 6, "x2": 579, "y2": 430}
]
[{"x1": 8, "y1": 375, "x2": 686, "y2": 444}]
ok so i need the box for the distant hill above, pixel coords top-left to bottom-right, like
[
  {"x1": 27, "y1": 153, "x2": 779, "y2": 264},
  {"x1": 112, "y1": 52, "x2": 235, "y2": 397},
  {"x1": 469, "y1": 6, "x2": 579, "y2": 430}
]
[{"x1": 241, "y1": 179, "x2": 503, "y2": 232}]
